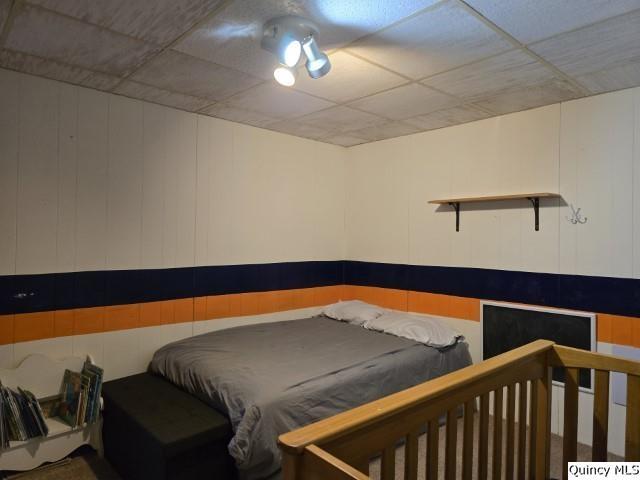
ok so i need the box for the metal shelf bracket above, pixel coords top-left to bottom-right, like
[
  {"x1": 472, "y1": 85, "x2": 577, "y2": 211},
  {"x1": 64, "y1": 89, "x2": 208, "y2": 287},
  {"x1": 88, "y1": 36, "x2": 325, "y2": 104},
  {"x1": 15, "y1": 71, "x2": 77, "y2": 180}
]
[
  {"x1": 448, "y1": 202, "x2": 460, "y2": 232},
  {"x1": 527, "y1": 196, "x2": 540, "y2": 231}
]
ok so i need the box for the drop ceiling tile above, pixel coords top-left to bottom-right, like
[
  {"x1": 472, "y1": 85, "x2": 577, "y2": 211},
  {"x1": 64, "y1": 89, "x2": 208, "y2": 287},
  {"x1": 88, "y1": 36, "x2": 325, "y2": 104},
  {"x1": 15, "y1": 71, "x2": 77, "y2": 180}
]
[
  {"x1": 114, "y1": 80, "x2": 213, "y2": 111},
  {"x1": 475, "y1": 79, "x2": 581, "y2": 115},
  {"x1": 0, "y1": 49, "x2": 122, "y2": 91},
  {"x1": 27, "y1": 0, "x2": 224, "y2": 45},
  {"x1": 5, "y1": 4, "x2": 160, "y2": 76},
  {"x1": 404, "y1": 104, "x2": 491, "y2": 130},
  {"x1": 531, "y1": 10, "x2": 640, "y2": 79},
  {"x1": 422, "y1": 50, "x2": 557, "y2": 101},
  {"x1": 0, "y1": 49, "x2": 93, "y2": 84},
  {"x1": 576, "y1": 61, "x2": 640, "y2": 94},
  {"x1": 463, "y1": 0, "x2": 640, "y2": 44},
  {"x1": 347, "y1": 1, "x2": 512, "y2": 80},
  {"x1": 292, "y1": 51, "x2": 408, "y2": 103},
  {"x1": 200, "y1": 103, "x2": 279, "y2": 127},
  {"x1": 322, "y1": 134, "x2": 367, "y2": 147},
  {"x1": 267, "y1": 120, "x2": 332, "y2": 140},
  {"x1": 296, "y1": 105, "x2": 388, "y2": 133},
  {"x1": 175, "y1": 0, "x2": 440, "y2": 79},
  {"x1": 79, "y1": 71, "x2": 122, "y2": 91},
  {"x1": 0, "y1": 0, "x2": 11, "y2": 31},
  {"x1": 346, "y1": 120, "x2": 421, "y2": 142},
  {"x1": 223, "y1": 82, "x2": 335, "y2": 119},
  {"x1": 131, "y1": 50, "x2": 263, "y2": 102},
  {"x1": 348, "y1": 83, "x2": 459, "y2": 120}
]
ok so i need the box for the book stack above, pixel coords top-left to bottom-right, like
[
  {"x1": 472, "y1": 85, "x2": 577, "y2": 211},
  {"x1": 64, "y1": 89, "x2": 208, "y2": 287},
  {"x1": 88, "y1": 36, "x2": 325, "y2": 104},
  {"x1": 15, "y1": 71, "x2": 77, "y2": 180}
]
[
  {"x1": 0, "y1": 383, "x2": 49, "y2": 448},
  {"x1": 58, "y1": 360, "x2": 103, "y2": 428}
]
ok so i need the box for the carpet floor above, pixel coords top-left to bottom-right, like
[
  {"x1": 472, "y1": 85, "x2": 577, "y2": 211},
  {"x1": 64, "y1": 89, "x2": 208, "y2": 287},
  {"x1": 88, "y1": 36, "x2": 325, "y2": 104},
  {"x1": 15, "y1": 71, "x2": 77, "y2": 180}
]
[{"x1": 5, "y1": 416, "x2": 622, "y2": 480}]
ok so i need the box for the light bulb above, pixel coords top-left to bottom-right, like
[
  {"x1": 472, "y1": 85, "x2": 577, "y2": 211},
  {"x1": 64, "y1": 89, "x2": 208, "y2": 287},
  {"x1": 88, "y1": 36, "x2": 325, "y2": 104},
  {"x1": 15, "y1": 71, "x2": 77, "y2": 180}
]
[
  {"x1": 283, "y1": 40, "x2": 302, "y2": 67},
  {"x1": 274, "y1": 66, "x2": 296, "y2": 86}
]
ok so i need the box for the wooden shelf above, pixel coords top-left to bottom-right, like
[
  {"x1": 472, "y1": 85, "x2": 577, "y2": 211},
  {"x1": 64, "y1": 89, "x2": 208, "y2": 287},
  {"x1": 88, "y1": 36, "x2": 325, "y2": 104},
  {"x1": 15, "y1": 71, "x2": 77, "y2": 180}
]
[
  {"x1": 428, "y1": 192, "x2": 560, "y2": 205},
  {"x1": 428, "y1": 193, "x2": 561, "y2": 232}
]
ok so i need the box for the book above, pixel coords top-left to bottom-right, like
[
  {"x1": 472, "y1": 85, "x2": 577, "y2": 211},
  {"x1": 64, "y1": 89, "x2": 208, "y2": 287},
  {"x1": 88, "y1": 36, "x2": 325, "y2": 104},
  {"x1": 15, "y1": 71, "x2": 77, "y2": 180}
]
[
  {"x1": 7, "y1": 388, "x2": 27, "y2": 441},
  {"x1": 19, "y1": 388, "x2": 48, "y2": 437},
  {"x1": 0, "y1": 382, "x2": 7, "y2": 448},
  {"x1": 59, "y1": 369, "x2": 82, "y2": 427},
  {"x1": 0, "y1": 384, "x2": 49, "y2": 447},
  {"x1": 82, "y1": 361, "x2": 103, "y2": 424},
  {"x1": 57, "y1": 362, "x2": 103, "y2": 428}
]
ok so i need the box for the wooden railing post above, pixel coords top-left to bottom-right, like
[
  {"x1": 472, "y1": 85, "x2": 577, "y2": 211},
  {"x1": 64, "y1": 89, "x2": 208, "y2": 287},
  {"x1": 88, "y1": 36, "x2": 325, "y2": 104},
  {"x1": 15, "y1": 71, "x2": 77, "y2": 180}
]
[
  {"x1": 626, "y1": 374, "x2": 640, "y2": 461},
  {"x1": 592, "y1": 370, "x2": 610, "y2": 461},
  {"x1": 282, "y1": 451, "x2": 302, "y2": 480},
  {"x1": 533, "y1": 365, "x2": 552, "y2": 480}
]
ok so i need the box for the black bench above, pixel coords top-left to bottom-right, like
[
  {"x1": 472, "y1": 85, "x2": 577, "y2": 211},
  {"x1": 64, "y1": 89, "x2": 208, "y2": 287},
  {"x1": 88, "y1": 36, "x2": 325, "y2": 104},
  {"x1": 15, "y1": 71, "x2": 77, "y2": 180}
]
[{"x1": 102, "y1": 372, "x2": 236, "y2": 480}]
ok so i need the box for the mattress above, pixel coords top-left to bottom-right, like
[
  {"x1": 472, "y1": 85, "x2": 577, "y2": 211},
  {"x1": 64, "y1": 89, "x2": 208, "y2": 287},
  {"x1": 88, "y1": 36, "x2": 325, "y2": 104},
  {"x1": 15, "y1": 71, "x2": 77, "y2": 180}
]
[{"x1": 149, "y1": 316, "x2": 472, "y2": 480}]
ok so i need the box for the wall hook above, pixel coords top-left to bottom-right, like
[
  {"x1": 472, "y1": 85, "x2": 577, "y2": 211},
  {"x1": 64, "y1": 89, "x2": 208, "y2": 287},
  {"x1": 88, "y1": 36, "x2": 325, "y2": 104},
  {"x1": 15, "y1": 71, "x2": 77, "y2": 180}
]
[{"x1": 566, "y1": 204, "x2": 587, "y2": 225}]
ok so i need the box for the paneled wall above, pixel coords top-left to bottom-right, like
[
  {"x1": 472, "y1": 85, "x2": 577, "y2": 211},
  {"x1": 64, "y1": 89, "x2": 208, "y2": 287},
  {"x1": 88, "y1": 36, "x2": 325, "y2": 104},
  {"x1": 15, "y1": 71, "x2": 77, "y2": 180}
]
[
  {"x1": 345, "y1": 86, "x2": 640, "y2": 455},
  {"x1": 0, "y1": 69, "x2": 346, "y2": 378},
  {"x1": 346, "y1": 88, "x2": 640, "y2": 341}
]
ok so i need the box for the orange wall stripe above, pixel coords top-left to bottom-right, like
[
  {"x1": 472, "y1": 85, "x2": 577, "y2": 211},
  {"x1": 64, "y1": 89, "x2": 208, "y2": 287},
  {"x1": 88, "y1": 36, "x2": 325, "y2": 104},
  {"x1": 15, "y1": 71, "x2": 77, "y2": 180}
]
[
  {"x1": 291, "y1": 288, "x2": 316, "y2": 309},
  {"x1": 343, "y1": 285, "x2": 408, "y2": 311},
  {"x1": 597, "y1": 314, "x2": 614, "y2": 344},
  {"x1": 606, "y1": 314, "x2": 634, "y2": 347},
  {"x1": 5, "y1": 286, "x2": 640, "y2": 349},
  {"x1": 205, "y1": 294, "x2": 232, "y2": 320},
  {"x1": 73, "y1": 307, "x2": 105, "y2": 335},
  {"x1": 0, "y1": 315, "x2": 14, "y2": 345},
  {"x1": 313, "y1": 285, "x2": 343, "y2": 307},
  {"x1": 633, "y1": 318, "x2": 640, "y2": 350},
  {"x1": 160, "y1": 300, "x2": 176, "y2": 324},
  {"x1": 194, "y1": 297, "x2": 207, "y2": 321},
  {"x1": 14, "y1": 311, "x2": 55, "y2": 343},
  {"x1": 140, "y1": 301, "x2": 164, "y2": 328},
  {"x1": 408, "y1": 291, "x2": 449, "y2": 318},
  {"x1": 448, "y1": 295, "x2": 481, "y2": 322},
  {"x1": 54, "y1": 310, "x2": 74, "y2": 337},
  {"x1": 104, "y1": 304, "x2": 140, "y2": 332},
  {"x1": 173, "y1": 298, "x2": 194, "y2": 324}
]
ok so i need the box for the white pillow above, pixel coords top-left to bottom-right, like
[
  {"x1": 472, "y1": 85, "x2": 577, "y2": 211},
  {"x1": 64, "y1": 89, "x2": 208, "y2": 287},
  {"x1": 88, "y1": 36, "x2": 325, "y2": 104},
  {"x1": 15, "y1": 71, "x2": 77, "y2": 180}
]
[
  {"x1": 364, "y1": 311, "x2": 462, "y2": 348},
  {"x1": 322, "y1": 300, "x2": 385, "y2": 326}
]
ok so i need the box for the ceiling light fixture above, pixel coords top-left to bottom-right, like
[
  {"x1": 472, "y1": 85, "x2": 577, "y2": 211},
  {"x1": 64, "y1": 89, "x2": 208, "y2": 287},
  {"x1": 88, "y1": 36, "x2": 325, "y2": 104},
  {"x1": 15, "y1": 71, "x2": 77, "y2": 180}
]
[{"x1": 261, "y1": 15, "x2": 331, "y2": 87}]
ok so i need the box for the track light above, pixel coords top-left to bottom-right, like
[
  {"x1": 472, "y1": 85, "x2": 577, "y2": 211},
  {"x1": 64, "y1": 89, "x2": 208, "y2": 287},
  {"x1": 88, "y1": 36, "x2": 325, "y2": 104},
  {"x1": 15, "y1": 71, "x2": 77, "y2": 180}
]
[
  {"x1": 261, "y1": 15, "x2": 331, "y2": 86},
  {"x1": 273, "y1": 65, "x2": 297, "y2": 87},
  {"x1": 303, "y1": 35, "x2": 331, "y2": 79}
]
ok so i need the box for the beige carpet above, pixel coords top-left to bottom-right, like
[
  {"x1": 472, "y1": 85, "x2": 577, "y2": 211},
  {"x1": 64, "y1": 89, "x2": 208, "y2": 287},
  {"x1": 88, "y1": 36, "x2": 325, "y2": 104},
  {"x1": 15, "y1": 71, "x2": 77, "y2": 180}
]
[{"x1": 6, "y1": 417, "x2": 622, "y2": 480}]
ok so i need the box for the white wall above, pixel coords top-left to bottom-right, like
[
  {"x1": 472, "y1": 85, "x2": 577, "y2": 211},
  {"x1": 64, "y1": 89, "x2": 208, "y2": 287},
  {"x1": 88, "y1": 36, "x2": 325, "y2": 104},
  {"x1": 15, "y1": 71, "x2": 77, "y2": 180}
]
[
  {"x1": 347, "y1": 87, "x2": 640, "y2": 278},
  {"x1": 0, "y1": 68, "x2": 346, "y2": 377},
  {"x1": 0, "y1": 69, "x2": 346, "y2": 277}
]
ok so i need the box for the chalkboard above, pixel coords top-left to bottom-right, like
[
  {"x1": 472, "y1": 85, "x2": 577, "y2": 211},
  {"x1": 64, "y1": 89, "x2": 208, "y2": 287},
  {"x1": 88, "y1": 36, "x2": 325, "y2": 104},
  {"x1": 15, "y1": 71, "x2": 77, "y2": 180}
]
[{"x1": 483, "y1": 303, "x2": 594, "y2": 389}]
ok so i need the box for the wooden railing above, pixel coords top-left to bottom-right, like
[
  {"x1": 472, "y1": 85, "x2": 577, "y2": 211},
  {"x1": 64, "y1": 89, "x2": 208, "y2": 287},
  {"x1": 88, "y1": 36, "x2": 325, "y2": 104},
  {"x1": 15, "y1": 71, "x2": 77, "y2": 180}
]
[{"x1": 278, "y1": 340, "x2": 640, "y2": 480}]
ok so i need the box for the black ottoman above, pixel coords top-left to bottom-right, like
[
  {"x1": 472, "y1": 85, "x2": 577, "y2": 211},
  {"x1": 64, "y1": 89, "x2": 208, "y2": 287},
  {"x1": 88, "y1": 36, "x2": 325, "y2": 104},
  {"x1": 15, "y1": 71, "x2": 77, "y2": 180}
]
[{"x1": 102, "y1": 372, "x2": 236, "y2": 480}]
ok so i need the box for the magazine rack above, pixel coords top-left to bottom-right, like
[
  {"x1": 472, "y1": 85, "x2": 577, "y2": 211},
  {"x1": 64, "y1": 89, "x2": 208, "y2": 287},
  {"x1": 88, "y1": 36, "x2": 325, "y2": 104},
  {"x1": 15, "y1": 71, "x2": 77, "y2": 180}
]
[{"x1": 0, "y1": 354, "x2": 103, "y2": 471}]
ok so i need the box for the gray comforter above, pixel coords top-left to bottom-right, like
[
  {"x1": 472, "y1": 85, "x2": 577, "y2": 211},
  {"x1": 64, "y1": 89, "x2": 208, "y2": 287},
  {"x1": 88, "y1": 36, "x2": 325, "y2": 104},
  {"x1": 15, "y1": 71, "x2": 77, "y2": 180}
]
[{"x1": 150, "y1": 317, "x2": 471, "y2": 480}]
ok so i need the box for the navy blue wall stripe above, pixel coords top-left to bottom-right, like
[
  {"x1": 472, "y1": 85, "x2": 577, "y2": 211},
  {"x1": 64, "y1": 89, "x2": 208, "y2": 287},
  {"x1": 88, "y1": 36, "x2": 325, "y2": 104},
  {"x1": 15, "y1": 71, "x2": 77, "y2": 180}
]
[
  {"x1": 1, "y1": 260, "x2": 639, "y2": 318},
  {"x1": 345, "y1": 261, "x2": 640, "y2": 319},
  {"x1": 0, "y1": 261, "x2": 344, "y2": 315}
]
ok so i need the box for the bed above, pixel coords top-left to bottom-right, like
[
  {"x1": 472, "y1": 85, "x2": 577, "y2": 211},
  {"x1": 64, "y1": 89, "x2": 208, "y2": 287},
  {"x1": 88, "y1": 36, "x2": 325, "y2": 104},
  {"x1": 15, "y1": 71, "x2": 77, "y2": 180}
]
[{"x1": 149, "y1": 315, "x2": 471, "y2": 480}]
